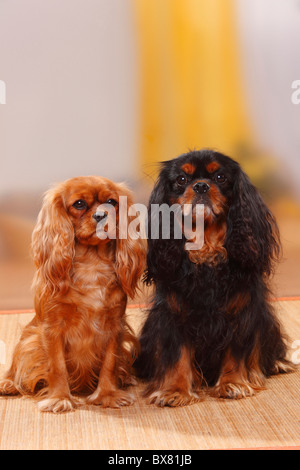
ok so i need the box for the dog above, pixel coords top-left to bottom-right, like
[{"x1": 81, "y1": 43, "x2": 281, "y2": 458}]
[
  {"x1": 134, "y1": 149, "x2": 294, "y2": 406},
  {"x1": 0, "y1": 176, "x2": 145, "y2": 412}
]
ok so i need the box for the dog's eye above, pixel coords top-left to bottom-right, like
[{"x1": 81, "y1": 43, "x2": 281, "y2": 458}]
[
  {"x1": 72, "y1": 199, "x2": 88, "y2": 210},
  {"x1": 106, "y1": 198, "x2": 118, "y2": 206},
  {"x1": 176, "y1": 175, "x2": 188, "y2": 186},
  {"x1": 214, "y1": 174, "x2": 226, "y2": 184}
]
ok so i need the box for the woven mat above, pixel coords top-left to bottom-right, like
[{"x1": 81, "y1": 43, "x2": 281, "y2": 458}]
[{"x1": 0, "y1": 301, "x2": 299, "y2": 450}]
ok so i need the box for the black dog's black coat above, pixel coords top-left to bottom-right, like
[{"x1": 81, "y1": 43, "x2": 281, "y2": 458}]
[{"x1": 135, "y1": 150, "x2": 291, "y2": 395}]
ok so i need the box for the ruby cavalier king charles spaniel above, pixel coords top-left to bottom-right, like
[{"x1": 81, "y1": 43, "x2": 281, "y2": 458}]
[
  {"x1": 0, "y1": 176, "x2": 145, "y2": 412},
  {"x1": 134, "y1": 149, "x2": 294, "y2": 406}
]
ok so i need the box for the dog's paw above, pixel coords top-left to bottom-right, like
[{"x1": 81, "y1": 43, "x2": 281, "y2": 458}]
[
  {"x1": 212, "y1": 382, "x2": 257, "y2": 399},
  {"x1": 86, "y1": 389, "x2": 135, "y2": 408},
  {"x1": 274, "y1": 359, "x2": 297, "y2": 374},
  {"x1": 0, "y1": 379, "x2": 19, "y2": 395},
  {"x1": 38, "y1": 396, "x2": 79, "y2": 413},
  {"x1": 148, "y1": 389, "x2": 201, "y2": 407}
]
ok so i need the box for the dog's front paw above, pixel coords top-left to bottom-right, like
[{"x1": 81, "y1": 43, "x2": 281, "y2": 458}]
[
  {"x1": 86, "y1": 389, "x2": 135, "y2": 408},
  {"x1": 0, "y1": 379, "x2": 19, "y2": 395},
  {"x1": 148, "y1": 389, "x2": 201, "y2": 407},
  {"x1": 38, "y1": 396, "x2": 79, "y2": 413},
  {"x1": 273, "y1": 359, "x2": 297, "y2": 374},
  {"x1": 212, "y1": 382, "x2": 257, "y2": 399}
]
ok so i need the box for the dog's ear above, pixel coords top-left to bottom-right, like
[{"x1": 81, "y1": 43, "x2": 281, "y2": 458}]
[
  {"x1": 145, "y1": 168, "x2": 184, "y2": 284},
  {"x1": 114, "y1": 185, "x2": 146, "y2": 298},
  {"x1": 31, "y1": 186, "x2": 75, "y2": 297},
  {"x1": 225, "y1": 167, "x2": 281, "y2": 274}
]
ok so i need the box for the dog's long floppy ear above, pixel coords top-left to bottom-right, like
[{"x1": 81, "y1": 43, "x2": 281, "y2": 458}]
[
  {"x1": 31, "y1": 185, "x2": 75, "y2": 297},
  {"x1": 144, "y1": 167, "x2": 185, "y2": 285},
  {"x1": 225, "y1": 166, "x2": 281, "y2": 275},
  {"x1": 115, "y1": 185, "x2": 146, "y2": 298}
]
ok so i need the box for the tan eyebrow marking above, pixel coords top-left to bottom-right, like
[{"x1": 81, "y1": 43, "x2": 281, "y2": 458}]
[
  {"x1": 206, "y1": 161, "x2": 220, "y2": 173},
  {"x1": 181, "y1": 163, "x2": 196, "y2": 175}
]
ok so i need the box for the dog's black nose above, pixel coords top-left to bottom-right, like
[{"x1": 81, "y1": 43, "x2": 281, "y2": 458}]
[
  {"x1": 92, "y1": 212, "x2": 107, "y2": 223},
  {"x1": 193, "y1": 182, "x2": 210, "y2": 194}
]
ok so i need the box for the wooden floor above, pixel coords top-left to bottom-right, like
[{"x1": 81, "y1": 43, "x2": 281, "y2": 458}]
[{"x1": 0, "y1": 300, "x2": 299, "y2": 450}]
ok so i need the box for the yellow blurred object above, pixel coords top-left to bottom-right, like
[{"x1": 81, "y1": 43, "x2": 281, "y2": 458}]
[{"x1": 133, "y1": 0, "x2": 254, "y2": 174}]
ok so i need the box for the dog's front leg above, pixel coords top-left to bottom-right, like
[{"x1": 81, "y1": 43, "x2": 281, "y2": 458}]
[
  {"x1": 87, "y1": 334, "x2": 134, "y2": 408},
  {"x1": 38, "y1": 333, "x2": 77, "y2": 413}
]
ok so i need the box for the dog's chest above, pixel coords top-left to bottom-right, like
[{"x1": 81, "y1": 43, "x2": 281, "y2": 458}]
[{"x1": 70, "y1": 248, "x2": 118, "y2": 308}]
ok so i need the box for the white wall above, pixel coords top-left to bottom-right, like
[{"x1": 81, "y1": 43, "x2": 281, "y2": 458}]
[
  {"x1": 235, "y1": 0, "x2": 300, "y2": 198},
  {"x1": 0, "y1": 0, "x2": 138, "y2": 197}
]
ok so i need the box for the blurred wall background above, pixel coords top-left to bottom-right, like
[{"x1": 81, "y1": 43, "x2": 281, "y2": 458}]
[{"x1": 0, "y1": 0, "x2": 300, "y2": 309}]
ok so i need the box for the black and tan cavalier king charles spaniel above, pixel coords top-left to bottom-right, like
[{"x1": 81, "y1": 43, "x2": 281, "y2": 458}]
[{"x1": 135, "y1": 149, "x2": 294, "y2": 406}]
